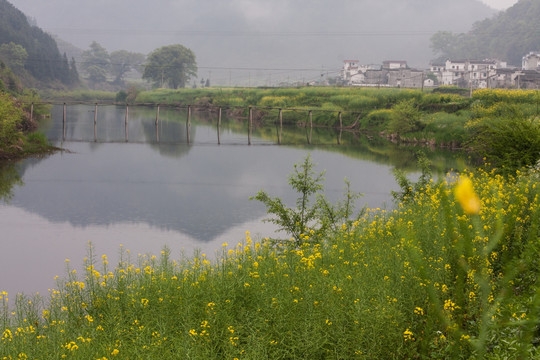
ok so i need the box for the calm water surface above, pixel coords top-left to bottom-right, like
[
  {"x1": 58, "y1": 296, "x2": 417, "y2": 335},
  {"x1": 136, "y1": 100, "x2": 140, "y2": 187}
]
[{"x1": 0, "y1": 105, "x2": 465, "y2": 296}]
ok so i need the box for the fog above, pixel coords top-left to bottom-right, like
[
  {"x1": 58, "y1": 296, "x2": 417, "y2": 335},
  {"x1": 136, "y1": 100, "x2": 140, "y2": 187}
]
[{"x1": 8, "y1": 0, "x2": 501, "y2": 85}]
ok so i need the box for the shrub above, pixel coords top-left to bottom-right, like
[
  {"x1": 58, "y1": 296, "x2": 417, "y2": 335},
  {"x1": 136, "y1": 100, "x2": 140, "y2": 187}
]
[
  {"x1": 0, "y1": 92, "x2": 23, "y2": 150},
  {"x1": 467, "y1": 113, "x2": 540, "y2": 173},
  {"x1": 386, "y1": 99, "x2": 424, "y2": 135},
  {"x1": 361, "y1": 109, "x2": 394, "y2": 130}
]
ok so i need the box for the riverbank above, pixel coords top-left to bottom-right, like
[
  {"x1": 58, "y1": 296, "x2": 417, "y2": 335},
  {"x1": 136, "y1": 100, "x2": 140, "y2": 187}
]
[
  {"x1": 43, "y1": 87, "x2": 540, "y2": 156},
  {"x1": 1, "y1": 162, "x2": 538, "y2": 359},
  {"x1": 0, "y1": 92, "x2": 57, "y2": 161}
]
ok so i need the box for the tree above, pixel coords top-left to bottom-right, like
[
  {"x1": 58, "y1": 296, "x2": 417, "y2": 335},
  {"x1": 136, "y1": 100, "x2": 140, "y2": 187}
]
[
  {"x1": 143, "y1": 44, "x2": 197, "y2": 89},
  {"x1": 110, "y1": 50, "x2": 145, "y2": 85},
  {"x1": 81, "y1": 41, "x2": 110, "y2": 84},
  {"x1": 69, "y1": 57, "x2": 79, "y2": 85},
  {"x1": 0, "y1": 42, "x2": 28, "y2": 73}
]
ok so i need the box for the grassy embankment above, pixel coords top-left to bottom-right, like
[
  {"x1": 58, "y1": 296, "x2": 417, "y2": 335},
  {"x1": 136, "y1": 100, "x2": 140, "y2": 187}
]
[
  {"x1": 0, "y1": 91, "x2": 54, "y2": 161},
  {"x1": 1, "y1": 156, "x2": 539, "y2": 359},
  {"x1": 134, "y1": 87, "x2": 540, "y2": 150},
  {"x1": 43, "y1": 86, "x2": 539, "y2": 156}
]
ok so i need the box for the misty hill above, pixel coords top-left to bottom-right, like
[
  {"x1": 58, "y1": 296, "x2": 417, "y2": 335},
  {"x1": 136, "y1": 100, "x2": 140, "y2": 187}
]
[
  {"x1": 7, "y1": 0, "x2": 496, "y2": 86},
  {"x1": 431, "y1": 0, "x2": 540, "y2": 66},
  {"x1": 0, "y1": 0, "x2": 75, "y2": 86}
]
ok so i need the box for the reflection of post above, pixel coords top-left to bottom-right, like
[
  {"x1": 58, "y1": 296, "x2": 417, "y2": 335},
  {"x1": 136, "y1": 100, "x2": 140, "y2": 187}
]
[
  {"x1": 186, "y1": 105, "x2": 192, "y2": 144},
  {"x1": 125, "y1": 104, "x2": 129, "y2": 142},
  {"x1": 94, "y1": 103, "x2": 98, "y2": 142},
  {"x1": 338, "y1": 128, "x2": 342, "y2": 145},
  {"x1": 63, "y1": 103, "x2": 66, "y2": 141},
  {"x1": 217, "y1": 107, "x2": 222, "y2": 145},
  {"x1": 278, "y1": 108, "x2": 283, "y2": 145},
  {"x1": 248, "y1": 107, "x2": 252, "y2": 145},
  {"x1": 155, "y1": 105, "x2": 160, "y2": 142}
]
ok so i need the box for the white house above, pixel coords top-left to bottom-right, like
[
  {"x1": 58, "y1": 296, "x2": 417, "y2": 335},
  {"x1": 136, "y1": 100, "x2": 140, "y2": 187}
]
[
  {"x1": 522, "y1": 52, "x2": 540, "y2": 70},
  {"x1": 341, "y1": 60, "x2": 360, "y2": 83}
]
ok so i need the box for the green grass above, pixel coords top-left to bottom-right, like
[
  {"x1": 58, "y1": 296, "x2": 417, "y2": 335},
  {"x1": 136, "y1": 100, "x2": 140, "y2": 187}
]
[{"x1": 1, "y1": 162, "x2": 539, "y2": 359}]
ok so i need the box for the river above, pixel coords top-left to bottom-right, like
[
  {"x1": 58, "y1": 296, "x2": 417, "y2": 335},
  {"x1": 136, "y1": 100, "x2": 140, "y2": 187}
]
[{"x1": 0, "y1": 104, "x2": 467, "y2": 296}]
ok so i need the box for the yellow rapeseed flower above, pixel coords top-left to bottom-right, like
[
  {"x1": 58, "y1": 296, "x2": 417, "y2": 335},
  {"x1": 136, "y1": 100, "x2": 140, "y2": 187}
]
[
  {"x1": 403, "y1": 328, "x2": 415, "y2": 341},
  {"x1": 454, "y1": 176, "x2": 481, "y2": 215}
]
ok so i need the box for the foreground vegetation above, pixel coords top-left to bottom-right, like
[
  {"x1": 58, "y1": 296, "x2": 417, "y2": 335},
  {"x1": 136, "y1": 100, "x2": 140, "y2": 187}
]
[{"x1": 1, "y1": 156, "x2": 538, "y2": 359}]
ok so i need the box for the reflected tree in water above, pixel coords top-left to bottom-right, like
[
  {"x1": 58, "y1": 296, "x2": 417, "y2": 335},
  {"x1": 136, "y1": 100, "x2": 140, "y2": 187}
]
[{"x1": 0, "y1": 162, "x2": 22, "y2": 202}]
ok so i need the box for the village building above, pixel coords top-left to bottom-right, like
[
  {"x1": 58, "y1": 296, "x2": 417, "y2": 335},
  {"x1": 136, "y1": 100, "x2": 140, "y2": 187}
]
[
  {"x1": 340, "y1": 51, "x2": 539, "y2": 89},
  {"x1": 522, "y1": 52, "x2": 540, "y2": 71}
]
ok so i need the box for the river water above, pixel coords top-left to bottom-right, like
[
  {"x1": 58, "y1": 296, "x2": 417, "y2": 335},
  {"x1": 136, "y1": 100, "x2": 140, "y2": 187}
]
[{"x1": 0, "y1": 104, "x2": 467, "y2": 296}]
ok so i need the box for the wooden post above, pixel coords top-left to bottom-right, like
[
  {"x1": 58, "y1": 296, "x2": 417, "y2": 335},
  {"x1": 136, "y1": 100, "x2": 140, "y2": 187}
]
[
  {"x1": 338, "y1": 112, "x2": 342, "y2": 145},
  {"x1": 94, "y1": 103, "x2": 98, "y2": 142},
  {"x1": 307, "y1": 110, "x2": 313, "y2": 144},
  {"x1": 30, "y1": 103, "x2": 34, "y2": 123},
  {"x1": 63, "y1": 103, "x2": 66, "y2": 140},
  {"x1": 278, "y1": 108, "x2": 283, "y2": 145},
  {"x1": 217, "y1": 107, "x2": 222, "y2": 145},
  {"x1": 248, "y1": 107, "x2": 252, "y2": 145},
  {"x1": 186, "y1": 105, "x2": 191, "y2": 144},
  {"x1": 125, "y1": 104, "x2": 129, "y2": 142}
]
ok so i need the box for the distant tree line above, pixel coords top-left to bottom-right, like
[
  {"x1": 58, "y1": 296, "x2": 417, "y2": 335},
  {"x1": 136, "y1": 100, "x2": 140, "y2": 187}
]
[
  {"x1": 430, "y1": 0, "x2": 540, "y2": 65},
  {"x1": 80, "y1": 42, "x2": 197, "y2": 90}
]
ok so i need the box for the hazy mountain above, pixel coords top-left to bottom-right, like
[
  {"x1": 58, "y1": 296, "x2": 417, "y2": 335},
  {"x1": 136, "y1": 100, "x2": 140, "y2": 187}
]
[
  {"x1": 6, "y1": 0, "x2": 497, "y2": 85},
  {"x1": 431, "y1": 0, "x2": 540, "y2": 66},
  {"x1": 0, "y1": 0, "x2": 75, "y2": 85}
]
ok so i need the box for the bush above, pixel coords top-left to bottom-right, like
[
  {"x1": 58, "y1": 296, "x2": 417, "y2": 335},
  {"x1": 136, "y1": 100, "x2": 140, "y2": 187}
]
[
  {"x1": 386, "y1": 99, "x2": 424, "y2": 135},
  {"x1": 468, "y1": 113, "x2": 540, "y2": 173},
  {"x1": 361, "y1": 109, "x2": 394, "y2": 130},
  {"x1": 0, "y1": 92, "x2": 23, "y2": 150}
]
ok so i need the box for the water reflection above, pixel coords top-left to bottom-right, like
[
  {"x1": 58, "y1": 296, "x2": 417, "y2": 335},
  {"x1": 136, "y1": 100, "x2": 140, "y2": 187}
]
[{"x1": 0, "y1": 104, "x2": 468, "y2": 295}]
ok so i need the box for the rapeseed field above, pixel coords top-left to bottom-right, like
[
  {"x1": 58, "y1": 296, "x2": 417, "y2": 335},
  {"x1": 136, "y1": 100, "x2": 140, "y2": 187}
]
[{"x1": 1, "y1": 164, "x2": 539, "y2": 359}]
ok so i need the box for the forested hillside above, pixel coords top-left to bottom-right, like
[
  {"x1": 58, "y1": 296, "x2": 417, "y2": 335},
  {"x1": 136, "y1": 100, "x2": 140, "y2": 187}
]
[
  {"x1": 431, "y1": 0, "x2": 540, "y2": 65},
  {"x1": 0, "y1": 0, "x2": 77, "y2": 86}
]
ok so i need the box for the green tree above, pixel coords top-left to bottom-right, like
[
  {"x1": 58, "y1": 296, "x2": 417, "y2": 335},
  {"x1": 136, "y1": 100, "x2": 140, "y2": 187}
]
[
  {"x1": 110, "y1": 50, "x2": 145, "y2": 85},
  {"x1": 0, "y1": 42, "x2": 28, "y2": 73},
  {"x1": 69, "y1": 57, "x2": 79, "y2": 85},
  {"x1": 143, "y1": 44, "x2": 197, "y2": 89},
  {"x1": 251, "y1": 155, "x2": 362, "y2": 245},
  {"x1": 81, "y1": 41, "x2": 110, "y2": 85}
]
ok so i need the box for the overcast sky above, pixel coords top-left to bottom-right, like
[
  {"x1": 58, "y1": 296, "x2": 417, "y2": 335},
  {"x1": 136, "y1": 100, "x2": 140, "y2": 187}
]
[
  {"x1": 480, "y1": 0, "x2": 519, "y2": 9},
  {"x1": 7, "y1": 0, "x2": 517, "y2": 86}
]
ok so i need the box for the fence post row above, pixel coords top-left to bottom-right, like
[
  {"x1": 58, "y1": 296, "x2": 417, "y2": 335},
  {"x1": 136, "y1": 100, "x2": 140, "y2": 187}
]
[{"x1": 52, "y1": 103, "x2": 352, "y2": 145}]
